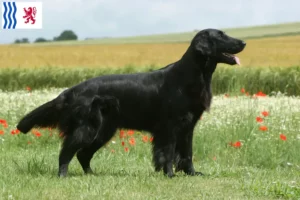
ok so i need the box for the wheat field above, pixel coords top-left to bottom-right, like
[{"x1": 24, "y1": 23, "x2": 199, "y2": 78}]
[{"x1": 1, "y1": 35, "x2": 300, "y2": 68}]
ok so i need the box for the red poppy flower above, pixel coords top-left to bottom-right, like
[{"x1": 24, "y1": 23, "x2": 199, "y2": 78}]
[
  {"x1": 240, "y1": 88, "x2": 245, "y2": 93},
  {"x1": 0, "y1": 119, "x2": 8, "y2": 128},
  {"x1": 127, "y1": 130, "x2": 134, "y2": 136},
  {"x1": 10, "y1": 129, "x2": 20, "y2": 135},
  {"x1": 32, "y1": 130, "x2": 42, "y2": 137},
  {"x1": 26, "y1": 86, "x2": 31, "y2": 91},
  {"x1": 119, "y1": 130, "x2": 126, "y2": 138},
  {"x1": 142, "y1": 135, "x2": 149, "y2": 143},
  {"x1": 121, "y1": 141, "x2": 125, "y2": 146},
  {"x1": 124, "y1": 147, "x2": 129, "y2": 152},
  {"x1": 35, "y1": 132, "x2": 42, "y2": 137},
  {"x1": 0, "y1": 130, "x2": 4, "y2": 135},
  {"x1": 229, "y1": 141, "x2": 242, "y2": 148},
  {"x1": 129, "y1": 137, "x2": 136, "y2": 146},
  {"x1": 280, "y1": 134, "x2": 287, "y2": 141},
  {"x1": 261, "y1": 111, "x2": 269, "y2": 117},
  {"x1": 256, "y1": 116, "x2": 263, "y2": 123},
  {"x1": 255, "y1": 91, "x2": 267, "y2": 97},
  {"x1": 259, "y1": 125, "x2": 268, "y2": 131},
  {"x1": 149, "y1": 137, "x2": 154, "y2": 142},
  {"x1": 234, "y1": 141, "x2": 241, "y2": 147}
]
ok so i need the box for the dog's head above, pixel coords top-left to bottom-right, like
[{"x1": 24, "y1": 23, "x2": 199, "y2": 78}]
[{"x1": 191, "y1": 28, "x2": 246, "y2": 65}]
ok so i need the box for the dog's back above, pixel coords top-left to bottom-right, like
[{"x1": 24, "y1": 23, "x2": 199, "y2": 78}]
[{"x1": 17, "y1": 88, "x2": 119, "y2": 135}]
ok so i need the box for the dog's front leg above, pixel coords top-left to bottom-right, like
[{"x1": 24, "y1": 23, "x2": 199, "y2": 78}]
[
  {"x1": 58, "y1": 134, "x2": 82, "y2": 177},
  {"x1": 174, "y1": 125, "x2": 204, "y2": 176},
  {"x1": 152, "y1": 131, "x2": 176, "y2": 178}
]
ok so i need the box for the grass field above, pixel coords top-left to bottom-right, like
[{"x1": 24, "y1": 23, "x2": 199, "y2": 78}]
[
  {"x1": 1, "y1": 65, "x2": 300, "y2": 96},
  {"x1": 0, "y1": 89, "x2": 299, "y2": 199}
]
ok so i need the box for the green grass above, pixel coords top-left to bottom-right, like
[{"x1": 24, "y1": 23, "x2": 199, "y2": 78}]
[
  {"x1": 0, "y1": 89, "x2": 299, "y2": 199},
  {"x1": 1, "y1": 65, "x2": 300, "y2": 96},
  {"x1": 12, "y1": 21, "x2": 300, "y2": 46}
]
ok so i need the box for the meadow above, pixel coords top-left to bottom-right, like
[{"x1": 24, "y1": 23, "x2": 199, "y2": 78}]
[
  {"x1": 0, "y1": 89, "x2": 299, "y2": 199},
  {"x1": 0, "y1": 22, "x2": 300, "y2": 199}
]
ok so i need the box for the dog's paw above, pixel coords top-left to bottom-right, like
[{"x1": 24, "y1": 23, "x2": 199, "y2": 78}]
[
  {"x1": 194, "y1": 171, "x2": 205, "y2": 176},
  {"x1": 58, "y1": 173, "x2": 67, "y2": 178},
  {"x1": 184, "y1": 170, "x2": 205, "y2": 176},
  {"x1": 165, "y1": 172, "x2": 175, "y2": 178},
  {"x1": 84, "y1": 168, "x2": 95, "y2": 175}
]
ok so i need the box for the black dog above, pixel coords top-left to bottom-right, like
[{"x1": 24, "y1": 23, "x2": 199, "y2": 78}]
[{"x1": 17, "y1": 29, "x2": 246, "y2": 178}]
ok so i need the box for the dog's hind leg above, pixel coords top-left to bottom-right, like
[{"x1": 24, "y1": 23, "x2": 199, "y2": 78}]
[{"x1": 76, "y1": 123, "x2": 117, "y2": 174}]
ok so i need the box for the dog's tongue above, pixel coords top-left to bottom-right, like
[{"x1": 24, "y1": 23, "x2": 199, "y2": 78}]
[{"x1": 234, "y1": 56, "x2": 241, "y2": 66}]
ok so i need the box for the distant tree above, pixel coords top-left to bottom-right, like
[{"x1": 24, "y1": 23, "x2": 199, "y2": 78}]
[
  {"x1": 54, "y1": 30, "x2": 78, "y2": 41},
  {"x1": 34, "y1": 37, "x2": 48, "y2": 43},
  {"x1": 14, "y1": 39, "x2": 21, "y2": 44},
  {"x1": 85, "y1": 37, "x2": 94, "y2": 40},
  {"x1": 21, "y1": 38, "x2": 29, "y2": 43},
  {"x1": 14, "y1": 38, "x2": 29, "y2": 44}
]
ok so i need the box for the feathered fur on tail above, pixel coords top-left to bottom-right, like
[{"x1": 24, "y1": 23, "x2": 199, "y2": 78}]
[{"x1": 17, "y1": 98, "x2": 62, "y2": 133}]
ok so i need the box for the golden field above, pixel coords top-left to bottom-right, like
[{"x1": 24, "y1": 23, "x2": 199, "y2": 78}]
[{"x1": 1, "y1": 35, "x2": 300, "y2": 68}]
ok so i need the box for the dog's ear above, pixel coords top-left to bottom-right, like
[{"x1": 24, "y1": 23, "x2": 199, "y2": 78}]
[
  {"x1": 91, "y1": 96, "x2": 105, "y2": 108},
  {"x1": 194, "y1": 32, "x2": 214, "y2": 56},
  {"x1": 90, "y1": 95, "x2": 119, "y2": 114}
]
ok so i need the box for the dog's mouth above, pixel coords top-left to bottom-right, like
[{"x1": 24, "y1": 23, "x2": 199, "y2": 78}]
[
  {"x1": 217, "y1": 42, "x2": 246, "y2": 66},
  {"x1": 221, "y1": 53, "x2": 241, "y2": 65}
]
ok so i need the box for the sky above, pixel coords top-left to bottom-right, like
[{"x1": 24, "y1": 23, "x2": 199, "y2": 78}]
[{"x1": 0, "y1": 0, "x2": 299, "y2": 44}]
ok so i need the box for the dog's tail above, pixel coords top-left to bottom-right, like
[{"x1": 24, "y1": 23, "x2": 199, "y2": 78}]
[{"x1": 16, "y1": 98, "x2": 63, "y2": 134}]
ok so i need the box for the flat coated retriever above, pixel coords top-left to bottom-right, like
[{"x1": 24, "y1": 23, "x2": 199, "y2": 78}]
[{"x1": 17, "y1": 29, "x2": 246, "y2": 178}]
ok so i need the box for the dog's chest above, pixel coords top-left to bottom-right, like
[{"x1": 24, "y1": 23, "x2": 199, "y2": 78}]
[
  {"x1": 178, "y1": 82, "x2": 212, "y2": 113},
  {"x1": 165, "y1": 85, "x2": 209, "y2": 115}
]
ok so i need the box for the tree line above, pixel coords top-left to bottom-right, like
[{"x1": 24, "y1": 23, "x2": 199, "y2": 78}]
[{"x1": 14, "y1": 30, "x2": 78, "y2": 44}]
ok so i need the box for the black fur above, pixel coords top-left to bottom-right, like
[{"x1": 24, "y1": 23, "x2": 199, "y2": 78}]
[{"x1": 16, "y1": 29, "x2": 246, "y2": 178}]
